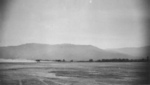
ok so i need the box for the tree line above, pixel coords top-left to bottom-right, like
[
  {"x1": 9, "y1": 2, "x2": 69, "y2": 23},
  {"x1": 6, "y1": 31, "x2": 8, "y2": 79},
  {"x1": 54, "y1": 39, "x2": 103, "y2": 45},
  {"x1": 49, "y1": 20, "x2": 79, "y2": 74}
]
[{"x1": 36, "y1": 56, "x2": 149, "y2": 62}]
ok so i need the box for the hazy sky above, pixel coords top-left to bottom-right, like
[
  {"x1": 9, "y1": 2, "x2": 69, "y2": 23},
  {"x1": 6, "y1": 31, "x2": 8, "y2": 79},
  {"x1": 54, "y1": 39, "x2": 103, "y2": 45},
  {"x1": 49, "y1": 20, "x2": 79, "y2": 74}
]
[{"x1": 0, "y1": 0, "x2": 147, "y2": 49}]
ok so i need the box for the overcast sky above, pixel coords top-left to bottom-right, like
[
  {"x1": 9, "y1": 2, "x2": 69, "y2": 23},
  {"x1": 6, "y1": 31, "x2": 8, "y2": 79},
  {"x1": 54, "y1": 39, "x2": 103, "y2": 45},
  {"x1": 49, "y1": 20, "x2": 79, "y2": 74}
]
[{"x1": 0, "y1": 0, "x2": 147, "y2": 49}]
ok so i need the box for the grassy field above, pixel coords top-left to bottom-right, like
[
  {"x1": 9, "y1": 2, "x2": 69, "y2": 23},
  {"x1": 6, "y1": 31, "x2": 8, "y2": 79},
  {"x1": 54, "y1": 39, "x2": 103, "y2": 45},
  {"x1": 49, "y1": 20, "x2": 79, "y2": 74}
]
[{"x1": 0, "y1": 62, "x2": 147, "y2": 85}]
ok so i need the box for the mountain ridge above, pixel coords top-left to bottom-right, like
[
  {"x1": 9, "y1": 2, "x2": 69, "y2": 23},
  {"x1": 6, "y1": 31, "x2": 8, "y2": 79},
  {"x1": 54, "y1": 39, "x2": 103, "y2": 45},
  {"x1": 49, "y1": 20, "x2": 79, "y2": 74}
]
[
  {"x1": 108, "y1": 46, "x2": 150, "y2": 58},
  {"x1": 0, "y1": 43, "x2": 136, "y2": 60}
]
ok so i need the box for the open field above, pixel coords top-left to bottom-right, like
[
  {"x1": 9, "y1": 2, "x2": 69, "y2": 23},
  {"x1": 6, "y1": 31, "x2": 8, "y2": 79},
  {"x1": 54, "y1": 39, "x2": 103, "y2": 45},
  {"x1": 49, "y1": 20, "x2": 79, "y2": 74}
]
[{"x1": 0, "y1": 62, "x2": 147, "y2": 85}]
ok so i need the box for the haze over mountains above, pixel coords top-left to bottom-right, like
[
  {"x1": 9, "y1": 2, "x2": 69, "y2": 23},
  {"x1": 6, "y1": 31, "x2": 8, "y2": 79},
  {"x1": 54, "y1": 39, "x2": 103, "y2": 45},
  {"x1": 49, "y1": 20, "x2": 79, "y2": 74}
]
[
  {"x1": 0, "y1": 43, "x2": 148, "y2": 60},
  {"x1": 108, "y1": 46, "x2": 150, "y2": 58}
]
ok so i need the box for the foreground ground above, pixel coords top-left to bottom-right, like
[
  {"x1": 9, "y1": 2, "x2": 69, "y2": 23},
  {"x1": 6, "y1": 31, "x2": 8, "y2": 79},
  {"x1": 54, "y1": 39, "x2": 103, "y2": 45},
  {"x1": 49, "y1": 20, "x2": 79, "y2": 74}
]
[{"x1": 0, "y1": 62, "x2": 147, "y2": 85}]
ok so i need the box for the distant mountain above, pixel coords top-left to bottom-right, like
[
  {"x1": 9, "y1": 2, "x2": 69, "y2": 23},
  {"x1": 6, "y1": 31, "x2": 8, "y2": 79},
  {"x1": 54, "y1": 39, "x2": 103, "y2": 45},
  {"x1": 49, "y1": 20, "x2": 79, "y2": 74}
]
[
  {"x1": 108, "y1": 46, "x2": 150, "y2": 58},
  {"x1": 0, "y1": 43, "x2": 132, "y2": 60}
]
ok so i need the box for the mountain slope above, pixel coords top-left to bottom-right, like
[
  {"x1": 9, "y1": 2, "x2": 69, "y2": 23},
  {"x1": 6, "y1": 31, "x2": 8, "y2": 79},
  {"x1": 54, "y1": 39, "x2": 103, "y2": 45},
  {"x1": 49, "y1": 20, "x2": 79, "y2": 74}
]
[
  {"x1": 0, "y1": 43, "x2": 132, "y2": 60},
  {"x1": 108, "y1": 46, "x2": 150, "y2": 58}
]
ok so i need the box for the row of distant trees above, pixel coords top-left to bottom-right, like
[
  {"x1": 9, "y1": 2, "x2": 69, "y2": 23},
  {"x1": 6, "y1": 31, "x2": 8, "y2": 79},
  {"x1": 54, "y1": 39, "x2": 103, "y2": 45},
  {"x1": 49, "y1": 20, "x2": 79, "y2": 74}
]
[
  {"x1": 87, "y1": 58, "x2": 149, "y2": 62},
  {"x1": 36, "y1": 56, "x2": 149, "y2": 62}
]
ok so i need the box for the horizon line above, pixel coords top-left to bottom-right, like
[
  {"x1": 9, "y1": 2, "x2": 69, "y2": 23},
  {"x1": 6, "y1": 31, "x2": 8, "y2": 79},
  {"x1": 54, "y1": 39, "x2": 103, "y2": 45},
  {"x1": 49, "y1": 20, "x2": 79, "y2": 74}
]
[{"x1": 0, "y1": 42, "x2": 149, "y2": 49}]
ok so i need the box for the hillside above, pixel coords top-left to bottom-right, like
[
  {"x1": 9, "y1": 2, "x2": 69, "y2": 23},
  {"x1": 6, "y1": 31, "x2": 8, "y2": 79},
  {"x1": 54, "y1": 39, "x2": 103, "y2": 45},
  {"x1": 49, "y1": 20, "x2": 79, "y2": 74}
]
[
  {"x1": 0, "y1": 43, "x2": 132, "y2": 60},
  {"x1": 108, "y1": 46, "x2": 150, "y2": 58}
]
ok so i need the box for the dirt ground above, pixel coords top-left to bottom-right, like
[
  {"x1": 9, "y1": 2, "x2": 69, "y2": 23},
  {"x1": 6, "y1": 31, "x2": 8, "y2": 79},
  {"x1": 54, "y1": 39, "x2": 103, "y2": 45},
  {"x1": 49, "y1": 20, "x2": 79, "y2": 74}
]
[{"x1": 0, "y1": 62, "x2": 146, "y2": 85}]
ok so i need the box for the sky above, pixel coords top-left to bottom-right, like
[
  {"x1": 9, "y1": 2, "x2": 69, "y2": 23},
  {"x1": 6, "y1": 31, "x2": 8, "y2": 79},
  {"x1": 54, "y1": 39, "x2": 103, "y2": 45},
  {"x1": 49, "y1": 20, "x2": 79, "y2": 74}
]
[{"x1": 0, "y1": 0, "x2": 148, "y2": 49}]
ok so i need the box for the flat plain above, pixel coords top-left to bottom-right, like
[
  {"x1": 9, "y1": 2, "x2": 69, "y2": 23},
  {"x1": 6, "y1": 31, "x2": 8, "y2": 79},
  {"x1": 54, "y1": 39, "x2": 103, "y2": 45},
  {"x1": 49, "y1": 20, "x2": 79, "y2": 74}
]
[{"x1": 0, "y1": 62, "x2": 146, "y2": 85}]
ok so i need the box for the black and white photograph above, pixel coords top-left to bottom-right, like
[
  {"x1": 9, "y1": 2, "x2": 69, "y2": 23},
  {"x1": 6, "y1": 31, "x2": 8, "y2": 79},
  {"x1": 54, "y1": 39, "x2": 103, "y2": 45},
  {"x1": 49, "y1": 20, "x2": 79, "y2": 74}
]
[{"x1": 0, "y1": 0, "x2": 149, "y2": 85}]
